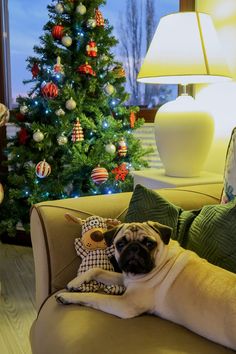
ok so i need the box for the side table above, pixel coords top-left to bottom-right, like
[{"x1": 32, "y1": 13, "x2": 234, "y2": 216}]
[{"x1": 132, "y1": 169, "x2": 223, "y2": 189}]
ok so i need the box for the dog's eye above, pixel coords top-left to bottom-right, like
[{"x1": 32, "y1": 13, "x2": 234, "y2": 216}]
[
  {"x1": 116, "y1": 238, "x2": 128, "y2": 251},
  {"x1": 142, "y1": 238, "x2": 157, "y2": 250}
]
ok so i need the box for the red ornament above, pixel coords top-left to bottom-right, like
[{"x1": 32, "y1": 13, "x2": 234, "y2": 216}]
[
  {"x1": 86, "y1": 40, "x2": 98, "y2": 57},
  {"x1": 76, "y1": 63, "x2": 96, "y2": 76},
  {"x1": 129, "y1": 111, "x2": 136, "y2": 129},
  {"x1": 95, "y1": 9, "x2": 104, "y2": 27},
  {"x1": 35, "y1": 160, "x2": 51, "y2": 178},
  {"x1": 112, "y1": 163, "x2": 129, "y2": 181},
  {"x1": 91, "y1": 166, "x2": 108, "y2": 185},
  {"x1": 52, "y1": 25, "x2": 64, "y2": 40},
  {"x1": 118, "y1": 138, "x2": 127, "y2": 157},
  {"x1": 15, "y1": 112, "x2": 25, "y2": 122},
  {"x1": 31, "y1": 62, "x2": 40, "y2": 78},
  {"x1": 41, "y1": 82, "x2": 59, "y2": 99},
  {"x1": 18, "y1": 128, "x2": 29, "y2": 145},
  {"x1": 72, "y1": 119, "x2": 84, "y2": 142}
]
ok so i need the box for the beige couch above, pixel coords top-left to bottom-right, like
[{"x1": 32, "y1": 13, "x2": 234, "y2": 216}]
[{"x1": 30, "y1": 183, "x2": 235, "y2": 354}]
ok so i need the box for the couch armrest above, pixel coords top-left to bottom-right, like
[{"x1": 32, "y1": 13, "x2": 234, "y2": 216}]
[{"x1": 31, "y1": 183, "x2": 222, "y2": 311}]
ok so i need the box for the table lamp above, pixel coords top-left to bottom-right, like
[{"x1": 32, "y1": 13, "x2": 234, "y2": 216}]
[{"x1": 137, "y1": 12, "x2": 232, "y2": 177}]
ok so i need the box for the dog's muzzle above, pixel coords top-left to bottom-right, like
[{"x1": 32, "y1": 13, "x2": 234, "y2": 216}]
[{"x1": 118, "y1": 241, "x2": 155, "y2": 275}]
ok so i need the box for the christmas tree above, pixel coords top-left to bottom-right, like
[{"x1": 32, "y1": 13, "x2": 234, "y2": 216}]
[{"x1": 0, "y1": 0, "x2": 151, "y2": 236}]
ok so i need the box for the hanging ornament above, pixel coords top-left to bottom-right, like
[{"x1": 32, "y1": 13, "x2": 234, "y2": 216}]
[
  {"x1": 55, "y1": 107, "x2": 65, "y2": 116},
  {"x1": 71, "y1": 119, "x2": 84, "y2": 142},
  {"x1": 95, "y1": 9, "x2": 104, "y2": 27},
  {"x1": 61, "y1": 34, "x2": 72, "y2": 47},
  {"x1": 118, "y1": 138, "x2": 127, "y2": 157},
  {"x1": 76, "y1": 2, "x2": 86, "y2": 15},
  {"x1": 104, "y1": 83, "x2": 115, "y2": 96},
  {"x1": 112, "y1": 163, "x2": 129, "y2": 181},
  {"x1": 41, "y1": 82, "x2": 59, "y2": 99},
  {"x1": 15, "y1": 112, "x2": 25, "y2": 122},
  {"x1": 65, "y1": 97, "x2": 76, "y2": 110},
  {"x1": 33, "y1": 130, "x2": 44, "y2": 143},
  {"x1": 53, "y1": 56, "x2": 64, "y2": 74},
  {"x1": 87, "y1": 18, "x2": 96, "y2": 29},
  {"x1": 57, "y1": 133, "x2": 68, "y2": 145},
  {"x1": 86, "y1": 40, "x2": 97, "y2": 57},
  {"x1": 55, "y1": 2, "x2": 64, "y2": 14},
  {"x1": 105, "y1": 142, "x2": 116, "y2": 155},
  {"x1": 0, "y1": 103, "x2": 9, "y2": 127},
  {"x1": 35, "y1": 160, "x2": 51, "y2": 178},
  {"x1": 18, "y1": 128, "x2": 29, "y2": 145},
  {"x1": 31, "y1": 62, "x2": 40, "y2": 78},
  {"x1": 52, "y1": 25, "x2": 64, "y2": 40},
  {"x1": 112, "y1": 65, "x2": 125, "y2": 79},
  {"x1": 20, "y1": 103, "x2": 28, "y2": 115},
  {"x1": 76, "y1": 63, "x2": 96, "y2": 76},
  {"x1": 129, "y1": 111, "x2": 136, "y2": 129},
  {"x1": 91, "y1": 166, "x2": 108, "y2": 185},
  {"x1": 0, "y1": 182, "x2": 4, "y2": 204}
]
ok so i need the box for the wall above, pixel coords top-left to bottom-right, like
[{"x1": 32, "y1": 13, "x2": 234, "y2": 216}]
[{"x1": 195, "y1": 0, "x2": 236, "y2": 174}]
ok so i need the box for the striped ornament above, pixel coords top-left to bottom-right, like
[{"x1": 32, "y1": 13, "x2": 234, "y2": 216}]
[
  {"x1": 35, "y1": 160, "x2": 51, "y2": 178},
  {"x1": 91, "y1": 166, "x2": 108, "y2": 185},
  {"x1": 51, "y1": 25, "x2": 64, "y2": 40}
]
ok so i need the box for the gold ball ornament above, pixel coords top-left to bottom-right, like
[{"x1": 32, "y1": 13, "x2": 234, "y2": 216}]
[
  {"x1": 104, "y1": 83, "x2": 115, "y2": 95},
  {"x1": 76, "y1": 2, "x2": 86, "y2": 15},
  {"x1": 0, "y1": 182, "x2": 4, "y2": 204},
  {"x1": 91, "y1": 166, "x2": 109, "y2": 185},
  {"x1": 0, "y1": 103, "x2": 9, "y2": 127},
  {"x1": 35, "y1": 160, "x2": 51, "y2": 178},
  {"x1": 61, "y1": 35, "x2": 72, "y2": 47},
  {"x1": 105, "y1": 143, "x2": 116, "y2": 154},
  {"x1": 66, "y1": 97, "x2": 76, "y2": 110},
  {"x1": 33, "y1": 130, "x2": 44, "y2": 143}
]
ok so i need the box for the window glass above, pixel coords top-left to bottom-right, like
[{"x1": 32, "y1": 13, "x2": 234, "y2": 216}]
[{"x1": 9, "y1": 0, "x2": 179, "y2": 107}]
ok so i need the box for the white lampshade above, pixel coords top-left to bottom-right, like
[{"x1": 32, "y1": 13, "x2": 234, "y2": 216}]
[
  {"x1": 137, "y1": 12, "x2": 232, "y2": 177},
  {"x1": 137, "y1": 12, "x2": 232, "y2": 84}
]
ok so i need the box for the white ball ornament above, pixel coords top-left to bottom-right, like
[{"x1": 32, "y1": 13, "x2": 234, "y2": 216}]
[
  {"x1": 105, "y1": 143, "x2": 116, "y2": 154},
  {"x1": 20, "y1": 104, "x2": 28, "y2": 115},
  {"x1": 33, "y1": 130, "x2": 44, "y2": 143},
  {"x1": 66, "y1": 97, "x2": 76, "y2": 110},
  {"x1": 62, "y1": 35, "x2": 72, "y2": 47},
  {"x1": 76, "y1": 3, "x2": 86, "y2": 15},
  {"x1": 57, "y1": 134, "x2": 68, "y2": 145},
  {"x1": 55, "y1": 108, "x2": 65, "y2": 116},
  {"x1": 87, "y1": 18, "x2": 96, "y2": 29},
  {"x1": 55, "y1": 3, "x2": 64, "y2": 14}
]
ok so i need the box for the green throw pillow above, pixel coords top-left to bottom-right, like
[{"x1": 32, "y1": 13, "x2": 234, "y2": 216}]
[{"x1": 125, "y1": 184, "x2": 236, "y2": 273}]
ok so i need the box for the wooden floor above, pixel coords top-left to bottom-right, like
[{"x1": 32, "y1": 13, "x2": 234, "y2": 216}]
[{"x1": 0, "y1": 242, "x2": 36, "y2": 354}]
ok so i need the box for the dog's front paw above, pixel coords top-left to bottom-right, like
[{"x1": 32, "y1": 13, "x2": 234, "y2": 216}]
[{"x1": 67, "y1": 274, "x2": 91, "y2": 291}]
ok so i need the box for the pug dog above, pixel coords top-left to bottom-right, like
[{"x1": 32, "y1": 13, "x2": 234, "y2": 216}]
[{"x1": 56, "y1": 221, "x2": 236, "y2": 350}]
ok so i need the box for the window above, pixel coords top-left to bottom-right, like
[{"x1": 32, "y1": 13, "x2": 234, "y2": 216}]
[{"x1": 7, "y1": 0, "x2": 180, "y2": 108}]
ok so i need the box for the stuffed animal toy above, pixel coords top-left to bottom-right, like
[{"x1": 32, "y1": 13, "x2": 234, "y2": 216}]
[{"x1": 65, "y1": 214, "x2": 125, "y2": 295}]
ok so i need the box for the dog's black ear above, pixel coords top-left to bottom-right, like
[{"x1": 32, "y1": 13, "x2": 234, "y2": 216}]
[
  {"x1": 103, "y1": 224, "x2": 123, "y2": 246},
  {"x1": 147, "y1": 221, "x2": 172, "y2": 245}
]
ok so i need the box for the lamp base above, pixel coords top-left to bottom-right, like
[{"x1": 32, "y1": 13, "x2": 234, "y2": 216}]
[{"x1": 154, "y1": 95, "x2": 214, "y2": 177}]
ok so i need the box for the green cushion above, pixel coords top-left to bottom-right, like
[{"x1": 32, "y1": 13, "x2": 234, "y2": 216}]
[{"x1": 125, "y1": 184, "x2": 236, "y2": 273}]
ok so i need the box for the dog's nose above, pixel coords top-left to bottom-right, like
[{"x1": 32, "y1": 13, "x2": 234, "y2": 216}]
[{"x1": 90, "y1": 230, "x2": 104, "y2": 242}]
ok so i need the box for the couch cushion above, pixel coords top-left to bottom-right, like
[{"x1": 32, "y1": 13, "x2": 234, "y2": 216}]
[
  {"x1": 125, "y1": 184, "x2": 236, "y2": 273},
  {"x1": 30, "y1": 293, "x2": 235, "y2": 354}
]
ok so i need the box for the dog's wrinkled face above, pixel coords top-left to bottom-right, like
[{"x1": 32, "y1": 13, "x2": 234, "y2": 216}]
[{"x1": 109, "y1": 222, "x2": 172, "y2": 275}]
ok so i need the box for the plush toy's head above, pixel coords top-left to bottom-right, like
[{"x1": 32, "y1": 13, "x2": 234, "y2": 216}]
[{"x1": 65, "y1": 214, "x2": 120, "y2": 251}]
